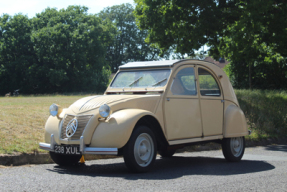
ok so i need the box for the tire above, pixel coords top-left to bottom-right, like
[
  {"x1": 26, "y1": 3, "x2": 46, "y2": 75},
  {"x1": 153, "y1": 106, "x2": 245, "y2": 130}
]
[
  {"x1": 222, "y1": 137, "x2": 245, "y2": 162},
  {"x1": 158, "y1": 147, "x2": 176, "y2": 158},
  {"x1": 49, "y1": 152, "x2": 82, "y2": 166},
  {"x1": 123, "y1": 125, "x2": 157, "y2": 173}
]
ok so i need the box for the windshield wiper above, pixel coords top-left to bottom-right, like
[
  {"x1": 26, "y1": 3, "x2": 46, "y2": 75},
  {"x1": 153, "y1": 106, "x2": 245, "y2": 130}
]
[
  {"x1": 129, "y1": 76, "x2": 143, "y2": 87},
  {"x1": 152, "y1": 78, "x2": 167, "y2": 87}
]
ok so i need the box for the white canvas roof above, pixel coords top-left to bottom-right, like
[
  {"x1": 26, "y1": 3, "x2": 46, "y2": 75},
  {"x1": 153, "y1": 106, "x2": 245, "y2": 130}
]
[{"x1": 119, "y1": 60, "x2": 181, "y2": 69}]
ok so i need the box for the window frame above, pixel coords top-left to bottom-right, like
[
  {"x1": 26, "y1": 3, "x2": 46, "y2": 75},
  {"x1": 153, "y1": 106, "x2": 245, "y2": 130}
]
[
  {"x1": 197, "y1": 67, "x2": 222, "y2": 97},
  {"x1": 110, "y1": 68, "x2": 172, "y2": 88},
  {"x1": 168, "y1": 65, "x2": 198, "y2": 97}
]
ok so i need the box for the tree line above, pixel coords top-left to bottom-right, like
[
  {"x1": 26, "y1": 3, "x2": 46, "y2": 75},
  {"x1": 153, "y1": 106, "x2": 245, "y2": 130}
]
[
  {"x1": 0, "y1": 4, "x2": 170, "y2": 95},
  {"x1": 1, "y1": 1, "x2": 286, "y2": 94},
  {"x1": 134, "y1": 0, "x2": 287, "y2": 90}
]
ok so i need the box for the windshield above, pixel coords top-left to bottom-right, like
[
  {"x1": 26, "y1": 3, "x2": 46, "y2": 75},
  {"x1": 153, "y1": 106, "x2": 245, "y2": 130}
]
[{"x1": 111, "y1": 69, "x2": 171, "y2": 88}]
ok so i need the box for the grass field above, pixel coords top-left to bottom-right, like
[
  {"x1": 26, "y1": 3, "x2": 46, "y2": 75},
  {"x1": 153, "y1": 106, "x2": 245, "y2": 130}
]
[
  {"x1": 0, "y1": 95, "x2": 93, "y2": 154},
  {"x1": 1, "y1": 90, "x2": 286, "y2": 155}
]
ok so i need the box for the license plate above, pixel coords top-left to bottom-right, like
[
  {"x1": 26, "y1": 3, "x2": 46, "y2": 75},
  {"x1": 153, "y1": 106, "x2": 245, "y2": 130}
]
[{"x1": 54, "y1": 145, "x2": 81, "y2": 155}]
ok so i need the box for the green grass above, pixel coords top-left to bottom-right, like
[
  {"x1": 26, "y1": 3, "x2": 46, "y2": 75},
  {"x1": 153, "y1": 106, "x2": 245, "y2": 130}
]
[
  {"x1": 235, "y1": 89, "x2": 287, "y2": 137},
  {"x1": 0, "y1": 90, "x2": 286, "y2": 154},
  {"x1": 245, "y1": 130, "x2": 270, "y2": 141},
  {"x1": 0, "y1": 94, "x2": 94, "y2": 154}
]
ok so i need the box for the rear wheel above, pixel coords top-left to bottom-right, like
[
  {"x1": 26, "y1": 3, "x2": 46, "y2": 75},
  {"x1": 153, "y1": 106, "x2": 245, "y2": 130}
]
[
  {"x1": 123, "y1": 125, "x2": 157, "y2": 173},
  {"x1": 49, "y1": 152, "x2": 81, "y2": 166},
  {"x1": 222, "y1": 137, "x2": 245, "y2": 162}
]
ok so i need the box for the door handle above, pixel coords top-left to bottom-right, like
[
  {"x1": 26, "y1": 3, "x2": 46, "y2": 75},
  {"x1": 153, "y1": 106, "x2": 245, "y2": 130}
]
[{"x1": 167, "y1": 98, "x2": 170, "y2": 101}]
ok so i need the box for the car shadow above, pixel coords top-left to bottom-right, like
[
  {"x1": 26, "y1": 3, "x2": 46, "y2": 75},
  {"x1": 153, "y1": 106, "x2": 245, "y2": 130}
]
[
  {"x1": 46, "y1": 156, "x2": 275, "y2": 180},
  {"x1": 263, "y1": 145, "x2": 287, "y2": 153}
]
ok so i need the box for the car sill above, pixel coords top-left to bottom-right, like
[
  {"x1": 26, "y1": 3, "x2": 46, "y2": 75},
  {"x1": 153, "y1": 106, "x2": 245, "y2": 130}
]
[{"x1": 168, "y1": 135, "x2": 223, "y2": 145}]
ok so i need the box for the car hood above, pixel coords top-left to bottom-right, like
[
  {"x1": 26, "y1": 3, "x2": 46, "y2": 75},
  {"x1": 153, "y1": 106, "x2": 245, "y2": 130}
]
[{"x1": 68, "y1": 94, "x2": 161, "y2": 114}]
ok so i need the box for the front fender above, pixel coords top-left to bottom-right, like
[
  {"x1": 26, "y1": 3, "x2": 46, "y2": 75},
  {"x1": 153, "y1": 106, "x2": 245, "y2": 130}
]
[
  {"x1": 44, "y1": 116, "x2": 61, "y2": 144},
  {"x1": 90, "y1": 109, "x2": 157, "y2": 148},
  {"x1": 224, "y1": 104, "x2": 249, "y2": 138}
]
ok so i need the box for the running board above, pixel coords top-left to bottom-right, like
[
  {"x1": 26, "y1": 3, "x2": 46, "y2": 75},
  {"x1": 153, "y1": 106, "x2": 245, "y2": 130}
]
[{"x1": 168, "y1": 135, "x2": 223, "y2": 145}]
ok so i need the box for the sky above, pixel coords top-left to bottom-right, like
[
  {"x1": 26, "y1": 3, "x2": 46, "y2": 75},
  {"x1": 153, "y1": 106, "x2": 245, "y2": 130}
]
[{"x1": 0, "y1": 0, "x2": 135, "y2": 18}]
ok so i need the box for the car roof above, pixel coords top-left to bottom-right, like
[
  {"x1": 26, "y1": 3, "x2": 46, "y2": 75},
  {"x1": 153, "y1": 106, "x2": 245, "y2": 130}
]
[{"x1": 119, "y1": 60, "x2": 181, "y2": 69}]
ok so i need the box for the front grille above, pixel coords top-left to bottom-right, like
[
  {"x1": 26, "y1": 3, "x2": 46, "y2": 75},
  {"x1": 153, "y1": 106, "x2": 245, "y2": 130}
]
[{"x1": 61, "y1": 115, "x2": 93, "y2": 140}]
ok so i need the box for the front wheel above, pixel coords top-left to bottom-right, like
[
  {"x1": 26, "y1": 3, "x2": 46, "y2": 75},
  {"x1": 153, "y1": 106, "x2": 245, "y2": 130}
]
[
  {"x1": 123, "y1": 125, "x2": 157, "y2": 173},
  {"x1": 49, "y1": 152, "x2": 82, "y2": 166},
  {"x1": 222, "y1": 137, "x2": 245, "y2": 162}
]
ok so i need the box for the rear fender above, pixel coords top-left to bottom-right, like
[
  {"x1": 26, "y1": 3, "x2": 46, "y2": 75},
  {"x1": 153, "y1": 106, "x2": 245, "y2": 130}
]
[{"x1": 224, "y1": 105, "x2": 249, "y2": 137}]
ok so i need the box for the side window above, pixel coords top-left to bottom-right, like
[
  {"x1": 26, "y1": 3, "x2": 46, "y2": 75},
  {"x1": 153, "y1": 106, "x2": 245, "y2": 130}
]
[
  {"x1": 198, "y1": 68, "x2": 220, "y2": 96},
  {"x1": 171, "y1": 67, "x2": 197, "y2": 95}
]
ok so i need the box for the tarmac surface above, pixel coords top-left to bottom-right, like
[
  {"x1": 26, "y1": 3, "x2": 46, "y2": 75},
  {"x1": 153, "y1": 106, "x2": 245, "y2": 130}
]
[{"x1": 0, "y1": 145, "x2": 286, "y2": 192}]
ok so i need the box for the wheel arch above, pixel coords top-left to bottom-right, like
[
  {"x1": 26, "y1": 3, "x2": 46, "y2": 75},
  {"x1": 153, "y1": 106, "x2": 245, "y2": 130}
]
[
  {"x1": 135, "y1": 115, "x2": 169, "y2": 150},
  {"x1": 90, "y1": 109, "x2": 167, "y2": 149}
]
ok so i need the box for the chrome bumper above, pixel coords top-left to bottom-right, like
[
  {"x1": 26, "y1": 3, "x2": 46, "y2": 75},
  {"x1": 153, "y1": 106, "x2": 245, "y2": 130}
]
[{"x1": 39, "y1": 134, "x2": 118, "y2": 155}]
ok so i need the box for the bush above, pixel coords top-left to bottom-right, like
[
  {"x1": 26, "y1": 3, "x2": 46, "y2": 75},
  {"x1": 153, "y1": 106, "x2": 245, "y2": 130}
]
[{"x1": 235, "y1": 89, "x2": 287, "y2": 137}]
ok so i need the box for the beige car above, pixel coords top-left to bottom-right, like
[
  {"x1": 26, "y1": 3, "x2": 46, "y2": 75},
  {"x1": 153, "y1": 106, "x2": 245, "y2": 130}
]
[{"x1": 39, "y1": 60, "x2": 249, "y2": 172}]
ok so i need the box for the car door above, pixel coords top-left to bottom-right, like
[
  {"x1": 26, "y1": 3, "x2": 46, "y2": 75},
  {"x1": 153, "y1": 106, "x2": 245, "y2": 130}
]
[
  {"x1": 164, "y1": 65, "x2": 202, "y2": 140},
  {"x1": 197, "y1": 66, "x2": 224, "y2": 136}
]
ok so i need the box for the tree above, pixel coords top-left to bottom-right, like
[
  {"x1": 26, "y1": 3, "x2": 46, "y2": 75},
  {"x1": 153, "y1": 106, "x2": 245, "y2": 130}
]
[
  {"x1": 219, "y1": 1, "x2": 287, "y2": 89},
  {"x1": 0, "y1": 6, "x2": 113, "y2": 94},
  {"x1": 0, "y1": 14, "x2": 36, "y2": 94},
  {"x1": 134, "y1": 0, "x2": 287, "y2": 89},
  {"x1": 30, "y1": 6, "x2": 112, "y2": 93},
  {"x1": 99, "y1": 3, "x2": 168, "y2": 73},
  {"x1": 134, "y1": 0, "x2": 240, "y2": 56}
]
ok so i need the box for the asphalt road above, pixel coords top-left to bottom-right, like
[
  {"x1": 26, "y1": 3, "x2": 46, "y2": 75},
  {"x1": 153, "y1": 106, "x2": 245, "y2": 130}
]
[{"x1": 0, "y1": 145, "x2": 287, "y2": 192}]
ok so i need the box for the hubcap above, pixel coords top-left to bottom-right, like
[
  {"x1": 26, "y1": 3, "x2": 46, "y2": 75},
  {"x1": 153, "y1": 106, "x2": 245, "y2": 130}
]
[
  {"x1": 230, "y1": 137, "x2": 243, "y2": 157},
  {"x1": 134, "y1": 133, "x2": 154, "y2": 167}
]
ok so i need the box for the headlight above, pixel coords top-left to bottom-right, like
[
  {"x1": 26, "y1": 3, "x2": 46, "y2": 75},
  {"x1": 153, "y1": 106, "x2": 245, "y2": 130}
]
[
  {"x1": 49, "y1": 103, "x2": 61, "y2": 117},
  {"x1": 99, "y1": 104, "x2": 111, "y2": 118}
]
